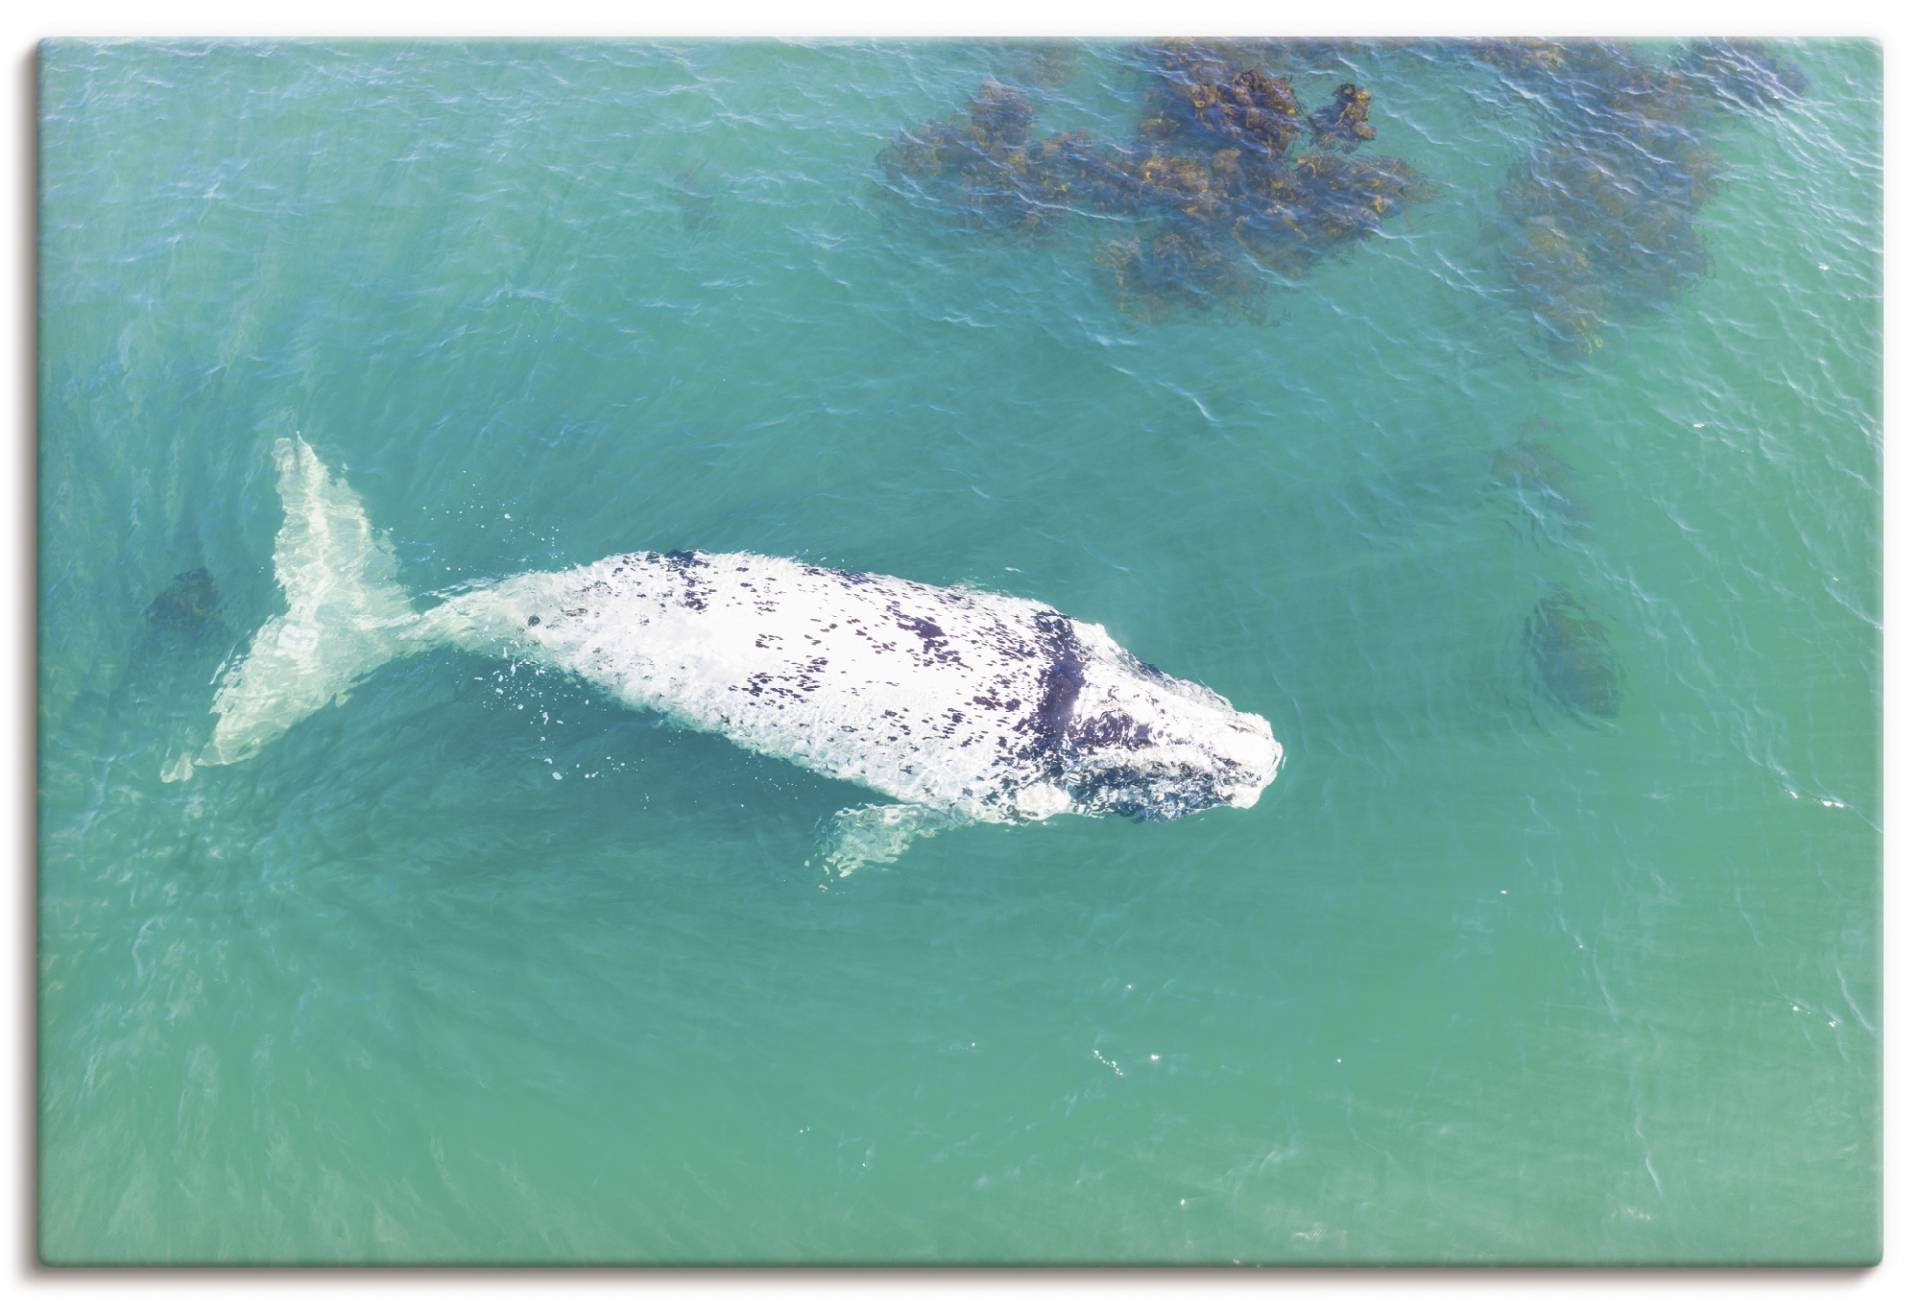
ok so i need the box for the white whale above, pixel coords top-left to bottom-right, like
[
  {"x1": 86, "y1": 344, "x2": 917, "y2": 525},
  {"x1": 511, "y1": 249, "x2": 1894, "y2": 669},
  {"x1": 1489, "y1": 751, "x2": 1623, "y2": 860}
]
[{"x1": 188, "y1": 438, "x2": 1282, "y2": 871}]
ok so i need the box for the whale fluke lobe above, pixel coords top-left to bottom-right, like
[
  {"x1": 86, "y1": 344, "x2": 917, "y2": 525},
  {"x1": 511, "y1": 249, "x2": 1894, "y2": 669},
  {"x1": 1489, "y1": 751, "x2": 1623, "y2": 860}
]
[
  {"x1": 195, "y1": 437, "x2": 420, "y2": 771},
  {"x1": 194, "y1": 440, "x2": 1282, "y2": 864}
]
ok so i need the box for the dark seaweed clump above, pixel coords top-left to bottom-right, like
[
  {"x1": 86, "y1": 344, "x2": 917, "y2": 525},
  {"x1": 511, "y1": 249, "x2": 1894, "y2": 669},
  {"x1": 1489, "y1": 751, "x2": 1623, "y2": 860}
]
[
  {"x1": 144, "y1": 567, "x2": 222, "y2": 634},
  {"x1": 993, "y1": 41, "x2": 1082, "y2": 90},
  {"x1": 1676, "y1": 39, "x2": 1809, "y2": 111},
  {"x1": 1476, "y1": 39, "x2": 1807, "y2": 356},
  {"x1": 123, "y1": 568, "x2": 233, "y2": 773},
  {"x1": 1521, "y1": 585, "x2": 1623, "y2": 723},
  {"x1": 877, "y1": 41, "x2": 1432, "y2": 321},
  {"x1": 670, "y1": 160, "x2": 722, "y2": 238},
  {"x1": 1488, "y1": 437, "x2": 1590, "y2": 544},
  {"x1": 875, "y1": 79, "x2": 1064, "y2": 234},
  {"x1": 1486, "y1": 441, "x2": 1618, "y2": 723}
]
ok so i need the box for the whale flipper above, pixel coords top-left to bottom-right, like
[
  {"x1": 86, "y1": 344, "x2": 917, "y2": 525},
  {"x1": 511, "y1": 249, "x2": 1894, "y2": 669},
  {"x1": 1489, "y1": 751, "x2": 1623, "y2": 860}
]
[{"x1": 817, "y1": 803, "x2": 965, "y2": 878}]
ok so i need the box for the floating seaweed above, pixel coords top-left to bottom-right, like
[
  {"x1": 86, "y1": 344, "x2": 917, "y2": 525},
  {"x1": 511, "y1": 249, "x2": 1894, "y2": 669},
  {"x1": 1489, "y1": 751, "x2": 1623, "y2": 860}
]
[
  {"x1": 1139, "y1": 43, "x2": 1306, "y2": 157},
  {"x1": 1309, "y1": 83, "x2": 1377, "y2": 150},
  {"x1": 1095, "y1": 222, "x2": 1267, "y2": 324},
  {"x1": 1521, "y1": 586, "x2": 1622, "y2": 723},
  {"x1": 968, "y1": 77, "x2": 1036, "y2": 148},
  {"x1": 1479, "y1": 39, "x2": 1805, "y2": 355},
  {"x1": 1237, "y1": 149, "x2": 1428, "y2": 276},
  {"x1": 1262, "y1": 39, "x2": 1381, "y2": 71},
  {"x1": 1295, "y1": 433, "x2": 1591, "y2": 560},
  {"x1": 877, "y1": 43, "x2": 1431, "y2": 318},
  {"x1": 1471, "y1": 38, "x2": 1643, "y2": 101},
  {"x1": 1487, "y1": 439, "x2": 1590, "y2": 544},
  {"x1": 993, "y1": 41, "x2": 1082, "y2": 89},
  {"x1": 877, "y1": 80, "x2": 1080, "y2": 234},
  {"x1": 1677, "y1": 39, "x2": 1810, "y2": 111}
]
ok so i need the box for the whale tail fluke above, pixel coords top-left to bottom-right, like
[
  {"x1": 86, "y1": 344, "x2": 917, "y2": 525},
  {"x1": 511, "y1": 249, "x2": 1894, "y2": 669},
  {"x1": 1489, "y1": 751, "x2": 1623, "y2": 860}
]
[{"x1": 180, "y1": 437, "x2": 419, "y2": 777}]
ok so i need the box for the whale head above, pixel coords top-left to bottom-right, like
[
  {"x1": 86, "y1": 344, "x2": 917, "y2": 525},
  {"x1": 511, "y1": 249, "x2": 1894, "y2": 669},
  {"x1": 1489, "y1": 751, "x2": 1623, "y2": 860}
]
[{"x1": 1052, "y1": 632, "x2": 1282, "y2": 822}]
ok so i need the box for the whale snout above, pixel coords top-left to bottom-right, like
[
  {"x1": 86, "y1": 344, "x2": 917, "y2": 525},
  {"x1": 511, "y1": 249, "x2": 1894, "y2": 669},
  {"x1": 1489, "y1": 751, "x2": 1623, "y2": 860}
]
[
  {"x1": 1065, "y1": 703, "x2": 1282, "y2": 821},
  {"x1": 1214, "y1": 710, "x2": 1283, "y2": 808}
]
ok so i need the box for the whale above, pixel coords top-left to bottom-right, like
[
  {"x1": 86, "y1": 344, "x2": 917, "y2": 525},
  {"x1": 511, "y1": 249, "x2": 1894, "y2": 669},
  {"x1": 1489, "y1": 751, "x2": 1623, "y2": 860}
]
[{"x1": 186, "y1": 438, "x2": 1283, "y2": 871}]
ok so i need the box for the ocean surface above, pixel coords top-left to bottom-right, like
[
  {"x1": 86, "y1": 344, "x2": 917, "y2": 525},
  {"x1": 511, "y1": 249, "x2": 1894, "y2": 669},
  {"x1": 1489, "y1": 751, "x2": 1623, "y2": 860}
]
[{"x1": 36, "y1": 39, "x2": 1880, "y2": 1264}]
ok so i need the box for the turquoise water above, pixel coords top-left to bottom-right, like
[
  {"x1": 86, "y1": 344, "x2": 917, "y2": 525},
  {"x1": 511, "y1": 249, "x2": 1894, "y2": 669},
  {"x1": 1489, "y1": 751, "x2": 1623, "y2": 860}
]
[{"x1": 36, "y1": 39, "x2": 1880, "y2": 1264}]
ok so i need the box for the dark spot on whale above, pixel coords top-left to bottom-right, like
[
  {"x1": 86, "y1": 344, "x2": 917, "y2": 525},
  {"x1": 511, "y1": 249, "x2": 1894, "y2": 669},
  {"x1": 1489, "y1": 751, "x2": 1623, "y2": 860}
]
[
  {"x1": 889, "y1": 607, "x2": 964, "y2": 666},
  {"x1": 653, "y1": 549, "x2": 714, "y2": 611},
  {"x1": 1075, "y1": 711, "x2": 1153, "y2": 750},
  {"x1": 1028, "y1": 611, "x2": 1086, "y2": 758},
  {"x1": 526, "y1": 615, "x2": 540, "y2": 626}
]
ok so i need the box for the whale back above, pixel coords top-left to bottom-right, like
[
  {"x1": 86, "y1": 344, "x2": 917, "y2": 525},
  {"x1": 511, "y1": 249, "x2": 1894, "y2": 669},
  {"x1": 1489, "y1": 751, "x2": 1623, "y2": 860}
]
[{"x1": 426, "y1": 549, "x2": 1278, "y2": 822}]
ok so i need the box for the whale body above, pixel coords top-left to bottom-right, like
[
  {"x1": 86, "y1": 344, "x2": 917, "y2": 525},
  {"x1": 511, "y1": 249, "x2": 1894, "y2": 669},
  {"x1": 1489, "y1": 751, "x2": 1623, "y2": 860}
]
[{"x1": 191, "y1": 438, "x2": 1282, "y2": 870}]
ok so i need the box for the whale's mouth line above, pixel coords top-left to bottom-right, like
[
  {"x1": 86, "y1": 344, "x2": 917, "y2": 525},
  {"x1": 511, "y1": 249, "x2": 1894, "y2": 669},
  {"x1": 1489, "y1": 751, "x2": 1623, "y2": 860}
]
[{"x1": 1065, "y1": 765, "x2": 1227, "y2": 822}]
